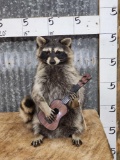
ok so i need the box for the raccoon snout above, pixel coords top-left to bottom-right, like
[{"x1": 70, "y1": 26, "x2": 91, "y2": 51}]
[
  {"x1": 47, "y1": 57, "x2": 60, "y2": 65},
  {"x1": 50, "y1": 58, "x2": 56, "y2": 65}
]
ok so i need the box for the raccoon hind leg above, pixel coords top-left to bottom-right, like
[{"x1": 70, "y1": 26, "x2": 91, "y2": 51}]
[
  {"x1": 72, "y1": 133, "x2": 83, "y2": 147},
  {"x1": 19, "y1": 95, "x2": 35, "y2": 128},
  {"x1": 31, "y1": 134, "x2": 44, "y2": 147},
  {"x1": 71, "y1": 112, "x2": 85, "y2": 147}
]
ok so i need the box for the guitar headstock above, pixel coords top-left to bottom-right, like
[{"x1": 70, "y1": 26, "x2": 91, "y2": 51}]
[{"x1": 78, "y1": 74, "x2": 92, "y2": 87}]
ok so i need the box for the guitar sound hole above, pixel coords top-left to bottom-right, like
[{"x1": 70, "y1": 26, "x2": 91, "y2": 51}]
[{"x1": 54, "y1": 108, "x2": 59, "y2": 115}]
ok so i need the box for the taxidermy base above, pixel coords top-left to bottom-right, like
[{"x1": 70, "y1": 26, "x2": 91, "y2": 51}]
[{"x1": 0, "y1": 110, "x2": 113, "y2": 160}]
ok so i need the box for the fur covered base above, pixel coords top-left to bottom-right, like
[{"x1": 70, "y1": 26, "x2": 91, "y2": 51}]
[{"x1": 0, "y1": 110, "x2": 113, "y2": 160}]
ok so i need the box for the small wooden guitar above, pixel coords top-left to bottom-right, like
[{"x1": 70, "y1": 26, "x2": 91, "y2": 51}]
[{"x1": 37, "y1": 74, "x2": 91, "y2": 130}]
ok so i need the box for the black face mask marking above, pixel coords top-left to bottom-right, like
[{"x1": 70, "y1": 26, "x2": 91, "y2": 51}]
[
  {"x1": 39, "y1": 49, "x2": 68, "y2": 65},
  {"x1": 40, "y1": 51, "x2": 50, "y2": 61},
  {"x1": 55, "y1": 51, "x2": 67, "y2": 62}
]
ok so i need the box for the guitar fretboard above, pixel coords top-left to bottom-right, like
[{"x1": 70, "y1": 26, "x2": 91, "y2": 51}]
[{"x1": 62, "y1": 95, "x2": 70, "y2": 105}]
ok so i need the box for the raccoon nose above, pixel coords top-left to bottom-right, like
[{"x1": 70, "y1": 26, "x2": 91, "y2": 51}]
[{"x1": 50, "y1": 59, "x2": 56, "y2": 65}]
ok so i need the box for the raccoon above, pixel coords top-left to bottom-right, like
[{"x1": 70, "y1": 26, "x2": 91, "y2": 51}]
[{"x1": 19, "y1": 36, "x2": 85, "y2": 147}]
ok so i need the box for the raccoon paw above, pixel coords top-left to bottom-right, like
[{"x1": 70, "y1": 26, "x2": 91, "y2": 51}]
[
  {"x1": 69, "y1": 92, "x2": 77, "y2": 100},
  {"x1": 68, "y1": 92, "x2": 79, "y2": 108},
  {"x1": 45, "y1": 109, "x2": 56, "y2": 124},
  {"x1": 31, "y1": 139, "x2": 43, "y2": 147},
  {"x1": 72, "y1": 134, "x2": 82, "y2": 147},
  {"x1": 72, "y1": 139, "x2": 82, "y2": 147},
  {"x1": 31, "y1": 135, "x2": 44, "y2": 147}
]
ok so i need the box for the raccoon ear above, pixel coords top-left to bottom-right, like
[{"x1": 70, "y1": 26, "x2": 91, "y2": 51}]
[
  {"x1": 36, "y1": 36, "x2": 47, "y2": 47},
  {"x1": 60, "y1": 38, "x2": 72, "y2": 47}
]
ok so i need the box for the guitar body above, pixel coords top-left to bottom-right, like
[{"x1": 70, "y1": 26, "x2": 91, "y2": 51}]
[{"x1": 37, "y1": 100, "x2": 68, "y2": 130}]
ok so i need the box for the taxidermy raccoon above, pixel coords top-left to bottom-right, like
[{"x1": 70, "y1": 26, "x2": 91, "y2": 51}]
[{"x1": 19, "y1": 36, "x2": 85, "y2": 147}]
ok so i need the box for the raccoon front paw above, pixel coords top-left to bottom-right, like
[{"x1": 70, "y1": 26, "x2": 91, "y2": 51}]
[
  {"x1": 45, "y1": 109, "x2": 56, "y2": 124},
  {"x1": 68, "y1": 92, "x2": 79, "y2": 108},
  {"x1": 69, "y1": 92, "x2": 77, "y2": 100}
]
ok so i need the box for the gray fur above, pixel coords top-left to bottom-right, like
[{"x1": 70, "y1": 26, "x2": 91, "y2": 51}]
[{"x1": 20, "y1": 36, "x2": 85, "y2": 146}]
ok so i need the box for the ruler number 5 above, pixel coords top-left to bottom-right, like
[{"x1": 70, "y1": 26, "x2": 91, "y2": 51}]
[
  {"x1": 109, "y1": 127, "x2": 115, "y2": 134},
  {"x1": 109, "y1": 105, "x2": 116, "y2": 112},
  {"x1": 110, "y1": 7, "x2": 117, "y2": 16},
  {"x1": 23, "y1": 18, "x2": 29, "y2": 26},
  {"x1": 48, "y1": 17, "x2": 54, "y2": 25},
  {"x1": 111, "y1": 148, "x2": 116, "y2": 155},
  {"x1": 109, "y1": 58, "x2": 116, "y2": 66},
  {"x1": 0, "y1": 19, "x2": 3, "y2": 27},
  {"x1": 110, "y1": 33, "x2": 116, "y2": 42},
  {"x1": 75, "y1": 17, "x2": 81, "y2": 24},
  {"x1": 108, "y1": 82, "x2": 115, "y2": 90}
]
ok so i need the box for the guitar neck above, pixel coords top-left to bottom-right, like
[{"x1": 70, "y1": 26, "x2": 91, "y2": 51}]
[
  {"x1": 62, "y1": 74, "x2": 91, "y2": 105},
  {"x1": 62, "y1": 95, "x2": 71, "y2": 105},
  {"x1": 62, "y1": 84, "x2": 81, "y2": 105},
  {"x1": 70, "y1": 84, "x2": 81, "y2": 93}
]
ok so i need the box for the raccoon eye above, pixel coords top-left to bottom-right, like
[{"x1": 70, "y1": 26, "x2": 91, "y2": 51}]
[
  {"x1": 46, "y1": 51, "x2": 50, "y2": 55},
  {"x1": 55, "y1": 51, "x2": 62, "y2": 55},
  {"x1": 40, "y1": 51, "x2": 50, "y2": 60},
  {"x1": 55, "y1": 51, "x2": 67, "y2": 60},
  {"x1": 42, "y1": 51, "x2": 50, "y2": 55}
]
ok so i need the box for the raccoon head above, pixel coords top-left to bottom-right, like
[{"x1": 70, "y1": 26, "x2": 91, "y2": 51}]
[{"x1": 36, "y1": 36, "x2": 73, "y2": 65}]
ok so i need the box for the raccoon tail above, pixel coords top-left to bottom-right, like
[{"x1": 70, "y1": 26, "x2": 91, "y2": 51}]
[{"x1": 19, "y1": 95, "x2": 35, "y2": 128}]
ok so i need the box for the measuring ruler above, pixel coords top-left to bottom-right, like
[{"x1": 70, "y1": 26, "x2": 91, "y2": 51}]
[
  {"x1": 0, "y1": 16, "x2": 99, "y2": 37},
  {"x1": 99, "y1": 0, "x2": 118, "y2": 159},
  {"x1": 0, "y1": 1, "x2": 118, "y2": 158}
]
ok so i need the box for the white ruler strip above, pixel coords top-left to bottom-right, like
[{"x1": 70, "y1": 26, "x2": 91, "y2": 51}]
[
  {"x1": 0, "y1": 16, "x2": 99, "y2": 37},
  {"x1": 100, "y1": 8, "x2": 117, "y2": 33},
  {"x1": 104, "y1": 127, "x2": 116, "y2": 154},
  {"x1": 100, "y1": 105, "x2": 116, "y2": 126},
  {"x1": 100, "y1": 0, "x2": 118, "y2": 7},
  {"x1": 0, "y1": 19, "x2": 22, "y2": 37},
  {"x1": 100, "y1": 34, "x2": 117, "y2": 58},
  {"x1": 100, "y1": 58, "x2": 117, "y2": 82},
  {"x1": 99, "y1": 1, "x2": 118, "y2": 159},
  {"x1": 22, "y1": 18, "x2": 48, "y2": 36}
]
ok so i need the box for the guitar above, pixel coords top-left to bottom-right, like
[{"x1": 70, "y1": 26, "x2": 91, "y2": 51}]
[{"x1": 37, "y1": 74, "x2": 91, "y2": 130}]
